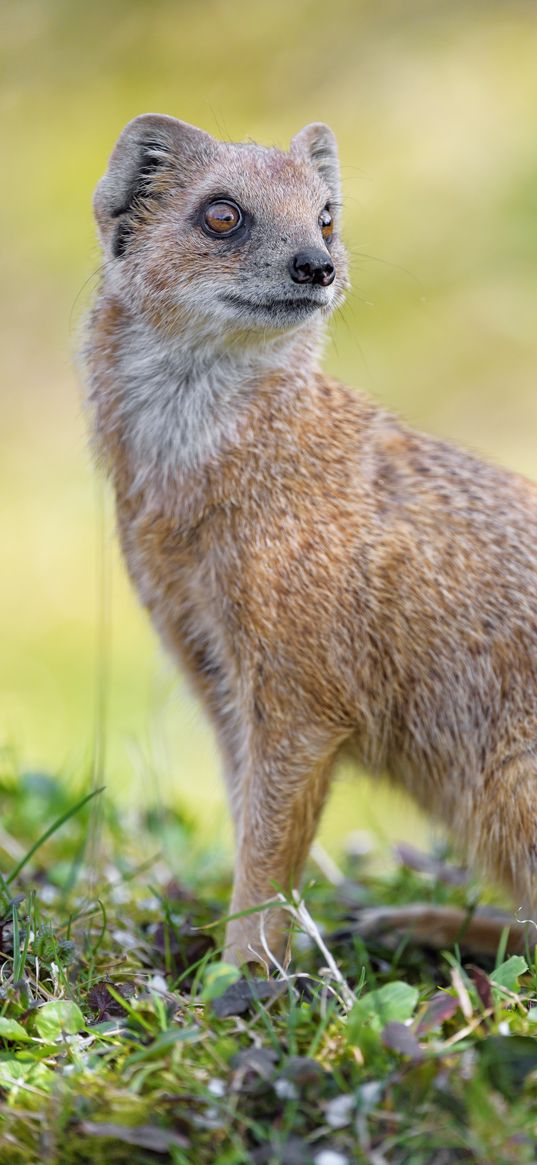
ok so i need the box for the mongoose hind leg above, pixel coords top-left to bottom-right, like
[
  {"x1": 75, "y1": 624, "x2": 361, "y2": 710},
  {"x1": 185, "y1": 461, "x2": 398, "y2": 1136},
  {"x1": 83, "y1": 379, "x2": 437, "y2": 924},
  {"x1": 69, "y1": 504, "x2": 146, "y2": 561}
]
[
  {"x1": 372, "y1": 752, "x2": 537, "y2": 955},
  {"x1": 471, "y1": 751, "x2": 537, "y2": 924}
]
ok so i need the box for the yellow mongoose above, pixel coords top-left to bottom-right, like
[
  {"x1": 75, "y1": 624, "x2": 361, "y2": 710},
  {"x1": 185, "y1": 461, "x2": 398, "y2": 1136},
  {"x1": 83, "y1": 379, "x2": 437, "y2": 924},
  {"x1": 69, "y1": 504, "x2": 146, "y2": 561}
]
[{"x1": 86, "y1": 114, "x2": 537, "y2": 967}]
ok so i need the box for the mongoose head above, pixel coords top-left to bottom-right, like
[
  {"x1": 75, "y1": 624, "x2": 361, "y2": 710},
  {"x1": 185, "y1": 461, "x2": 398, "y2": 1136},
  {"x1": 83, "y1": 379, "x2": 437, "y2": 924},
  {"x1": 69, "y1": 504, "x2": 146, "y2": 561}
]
[{"x1": 93, "y1": 114, "x2": 348, "y2": 343}]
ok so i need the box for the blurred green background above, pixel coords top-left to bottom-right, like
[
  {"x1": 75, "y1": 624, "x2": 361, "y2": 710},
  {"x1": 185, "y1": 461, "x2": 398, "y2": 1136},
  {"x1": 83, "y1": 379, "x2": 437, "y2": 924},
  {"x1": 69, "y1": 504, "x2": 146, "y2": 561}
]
[{"x1": 2, "y1": 0, "x2": 537, "y2": 854}]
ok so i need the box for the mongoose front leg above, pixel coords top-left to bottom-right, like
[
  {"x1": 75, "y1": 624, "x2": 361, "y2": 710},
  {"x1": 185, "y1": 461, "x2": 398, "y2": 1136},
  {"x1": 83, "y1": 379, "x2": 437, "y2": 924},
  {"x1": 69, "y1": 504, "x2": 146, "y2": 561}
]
[{"x1": 224, "y1": 742, "x2": 338, "y2": 968}]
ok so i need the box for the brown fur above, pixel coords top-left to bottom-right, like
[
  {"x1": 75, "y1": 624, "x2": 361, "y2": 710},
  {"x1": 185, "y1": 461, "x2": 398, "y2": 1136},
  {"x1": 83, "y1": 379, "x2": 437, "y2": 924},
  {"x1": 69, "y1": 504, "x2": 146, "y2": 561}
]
[{"x1": 85, "y1": 115, "x2": 537, "y2": 966}]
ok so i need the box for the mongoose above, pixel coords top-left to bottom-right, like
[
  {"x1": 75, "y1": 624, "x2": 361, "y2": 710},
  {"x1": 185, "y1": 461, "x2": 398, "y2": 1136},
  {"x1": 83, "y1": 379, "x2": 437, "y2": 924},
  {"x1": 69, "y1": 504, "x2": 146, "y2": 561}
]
[{"x1": 85, "y1": 113, "x2": 537, "y2": 967}]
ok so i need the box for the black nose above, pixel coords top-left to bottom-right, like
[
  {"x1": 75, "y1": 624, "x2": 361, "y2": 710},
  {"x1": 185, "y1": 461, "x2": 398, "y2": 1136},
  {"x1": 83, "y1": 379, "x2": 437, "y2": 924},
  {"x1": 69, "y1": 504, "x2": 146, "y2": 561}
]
[{"x1": 288, "y1": 248, "x2": 335, "y2": 287}]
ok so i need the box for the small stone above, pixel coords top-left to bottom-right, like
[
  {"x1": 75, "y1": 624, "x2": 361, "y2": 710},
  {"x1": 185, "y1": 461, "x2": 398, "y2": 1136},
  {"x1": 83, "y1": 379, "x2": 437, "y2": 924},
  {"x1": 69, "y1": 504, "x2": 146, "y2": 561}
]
[
  {"x1": 325, "y1": 1093, "x2": 354, "y2": 1129},
  {"x1": 147, "y1": 974, "x2": 168, "y2": 995},
  {"x1": 344, "y1": 830, "x2": 373, "y2": 859},
  {"x1": 356, "y1": 1080, "x2": 383, "y2": 1112},
  {"x1": 314, "y1": 1151, "x2": 349, "y2": 1165},
  {"x1": 207, "y1": 1077, "x2": 226, "y2": 1097},
  {"x1": 275, "y1": 1078, "x2": 299, "y2": 1100}
]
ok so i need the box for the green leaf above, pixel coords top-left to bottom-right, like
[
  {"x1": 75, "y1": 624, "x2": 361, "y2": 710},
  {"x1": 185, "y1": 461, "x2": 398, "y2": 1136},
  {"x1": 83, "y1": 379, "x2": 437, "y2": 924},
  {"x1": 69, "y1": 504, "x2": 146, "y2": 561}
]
[
  {"x1": 0, "y1": 1061, "x2": 32, "y2": 1085},
  {"x1": 125, "y1": 1026, "x2": 201, "y2": 1067},
  {"x1": 490, "y1": 956, "x2": 528, "y2": 992},
  {"x1": 348, "y1": 981, "x2": 419, "y2": 1043},
  {"x1": 0, "y1": 1016, "x2": 31, "y2": 1041},
  {"x1": 0, "y1": 1058, "x2": 56, "y2": 1091},
  {"x1": 200, "y1": 962, "x2": 241, "y2": 1002},
  {"x1": 34, "y1": 1000, "x2": 85, "y2": 1039}
]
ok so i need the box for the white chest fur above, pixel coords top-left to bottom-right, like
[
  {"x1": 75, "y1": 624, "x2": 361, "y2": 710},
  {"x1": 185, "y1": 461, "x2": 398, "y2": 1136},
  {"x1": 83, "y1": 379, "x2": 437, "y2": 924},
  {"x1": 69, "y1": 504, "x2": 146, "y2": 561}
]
[{"x1": 109, "y1": 319, "x2": 314, "y2": 496}]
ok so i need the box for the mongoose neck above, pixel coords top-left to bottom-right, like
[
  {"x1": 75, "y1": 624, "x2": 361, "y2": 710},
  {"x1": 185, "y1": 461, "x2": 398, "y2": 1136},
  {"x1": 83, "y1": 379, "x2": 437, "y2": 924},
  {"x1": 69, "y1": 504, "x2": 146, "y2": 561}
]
[{"x1": 87, "y1": 295, "x2": 324, "y2": 497}]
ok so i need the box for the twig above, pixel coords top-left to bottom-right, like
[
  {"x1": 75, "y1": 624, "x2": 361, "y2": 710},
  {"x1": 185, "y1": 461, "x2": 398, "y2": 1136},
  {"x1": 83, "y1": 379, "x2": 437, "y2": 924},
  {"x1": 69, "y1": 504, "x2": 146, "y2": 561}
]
[{"x1": 278, "y1": 890, "x2": 357, "y2": 1012}]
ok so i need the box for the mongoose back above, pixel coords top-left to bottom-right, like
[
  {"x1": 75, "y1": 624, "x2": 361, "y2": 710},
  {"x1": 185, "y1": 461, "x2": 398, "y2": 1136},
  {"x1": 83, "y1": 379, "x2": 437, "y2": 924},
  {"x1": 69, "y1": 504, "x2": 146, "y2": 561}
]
[{"x1": 86, "y1": 114, "x2": 537, "y2": 966}]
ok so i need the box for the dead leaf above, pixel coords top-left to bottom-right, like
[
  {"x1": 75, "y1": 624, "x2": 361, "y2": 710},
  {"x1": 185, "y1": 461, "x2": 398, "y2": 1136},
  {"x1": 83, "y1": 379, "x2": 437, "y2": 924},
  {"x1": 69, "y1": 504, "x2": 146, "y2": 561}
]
[
  {"x1": 416, "y1": 992, "x2": 459, "y2": 1034},
  {"x1": 212, "y1": 977, "x2": 284, "y2": 1018},
  {"x1": 77, "y1": 1122, "x2": 188, "y2": 1152},
  {"x1": 382, "y1": 1021, "x2": 424, "y2": 1061},
  {"x1": 87, "y1": 981, "x2": 135, "y2": 1021},
  {"x1": 467, "y1": 964, "x2": 494, "y2": 1012}
]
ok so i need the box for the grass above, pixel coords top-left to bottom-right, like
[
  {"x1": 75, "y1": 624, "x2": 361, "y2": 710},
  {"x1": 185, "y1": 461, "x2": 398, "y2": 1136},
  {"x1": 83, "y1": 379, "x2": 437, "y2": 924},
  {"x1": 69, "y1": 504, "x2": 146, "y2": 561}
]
[{"x1": 1, "y1": 766, "x2": 537, "y2": 1164}]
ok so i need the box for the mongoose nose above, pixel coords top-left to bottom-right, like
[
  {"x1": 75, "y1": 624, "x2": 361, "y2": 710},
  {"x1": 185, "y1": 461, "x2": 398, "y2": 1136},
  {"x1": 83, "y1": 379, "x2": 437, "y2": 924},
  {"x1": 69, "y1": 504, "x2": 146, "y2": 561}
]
[{"x1": 288, "y1": 249, "x2": 335, "y2": 287}]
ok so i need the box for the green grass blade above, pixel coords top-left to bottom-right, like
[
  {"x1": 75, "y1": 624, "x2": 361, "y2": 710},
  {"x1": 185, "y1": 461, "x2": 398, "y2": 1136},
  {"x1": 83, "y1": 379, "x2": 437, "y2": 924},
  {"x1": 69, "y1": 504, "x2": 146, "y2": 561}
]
[
  {"x1": 12, "y1": 903, "x2": 22, "y2": 979},
  {"x1": 6, "y1": 786, "x2": 105, "y2": 885}
]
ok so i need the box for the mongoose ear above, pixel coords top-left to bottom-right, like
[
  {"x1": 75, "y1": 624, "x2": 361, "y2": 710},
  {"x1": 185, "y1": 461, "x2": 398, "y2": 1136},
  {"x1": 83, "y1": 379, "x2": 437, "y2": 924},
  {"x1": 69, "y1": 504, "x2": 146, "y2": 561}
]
[
  {"x1": 290, "y1": 123, "x2": 341, "y2": 206},
  {"x1": 94, "y1": 113, "x2": 213, "y2": 257}
]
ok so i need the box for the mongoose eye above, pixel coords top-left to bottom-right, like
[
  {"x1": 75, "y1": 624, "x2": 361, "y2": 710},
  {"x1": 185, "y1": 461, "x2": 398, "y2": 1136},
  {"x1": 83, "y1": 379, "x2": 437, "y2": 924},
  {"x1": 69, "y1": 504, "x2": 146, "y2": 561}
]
[
  {"x1": 203, "y1": 199, "x2": 243, "y2": 237},
  {"x1": 319, "y1": 205, "x2": 333, "y2": 243}
]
